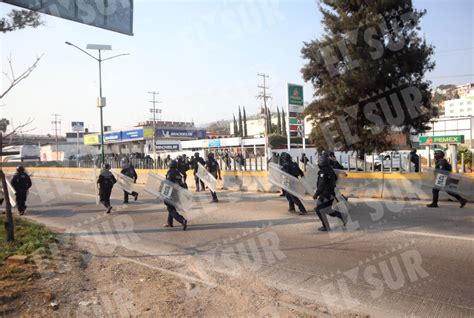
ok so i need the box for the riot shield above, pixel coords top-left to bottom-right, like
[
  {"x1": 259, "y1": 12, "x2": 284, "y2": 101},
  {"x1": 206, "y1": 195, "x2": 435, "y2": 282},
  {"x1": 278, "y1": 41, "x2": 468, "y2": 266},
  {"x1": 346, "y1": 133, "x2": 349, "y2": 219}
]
[
  {"x1": 425, "y1": 168, "x2": 474, "y2": 199},
  {"x1": 197, "y1": 163, "x2": 217, "y2": 192},
  {"x1": 5, "y1": 179, "x2": 16, "y2": 208},
  {"x1": 301, "y1": 162, "x2": 319, "y2": 195},
  {"x1": 268, "y1": 163, "x2": 306, "y2": 200},
  {"x1": 332, "y1": 189, "x2": 350, "y2": 214},
  {"x1": 93, "y1": 167, "x2": 99, "y2": 205},
  {"x1": 112, "y1": 171, "x2": 135, "y2": 194},
  {"x1": 144, "y1": 172, "x2": 193, "y2": 212}
]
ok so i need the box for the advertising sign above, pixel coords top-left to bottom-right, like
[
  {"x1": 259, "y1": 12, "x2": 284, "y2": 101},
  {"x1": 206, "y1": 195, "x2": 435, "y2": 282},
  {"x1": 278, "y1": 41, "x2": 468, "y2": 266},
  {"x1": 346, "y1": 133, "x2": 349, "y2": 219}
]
[
  {"x1": 208, "y1": 139, "x2": 221, "y2": 148},
  {"x1": 84, "y1": 134, "x2": 99, "y2": 145},
  {"x1": 103, "y1": 132, "x2": 121, "y2": 142},
  {"x1": 121, "y1": 129, "x2": 144, "y2": 141},
  {"x1": 419, "y1": 135, "x2": 464, "y2": 144},
  {"x1": 156, "y1": 144, "x2": 180, "y2": 150},
  {"x1": 286, "y1": 83, "x2": 305, "y2": 150},
  {"x1": 157, "y1": 129, "x2": 206, "y2": 139},
  {"x1": 71, "y1": 121, "x2": 84, "y2": 132}
]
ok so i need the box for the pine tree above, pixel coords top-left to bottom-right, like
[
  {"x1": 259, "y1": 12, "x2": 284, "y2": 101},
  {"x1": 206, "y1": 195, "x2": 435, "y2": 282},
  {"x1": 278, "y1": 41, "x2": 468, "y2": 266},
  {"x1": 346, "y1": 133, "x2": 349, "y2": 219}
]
[
  {"x1": 243, "y1": 107, "x2": 248, "y2": 137},
  {"x1": 281, "y1": 109, "x2": 287, "y2": 136},
  {"x1": 276, "y1": 107, "x2": 282, "y2": 134},
  {"x1": 301, "y1": 0, "x2": 436, "y2": 153},
  {"x1": 238, "y1": 106, "x2": 243, "y2": 137},
  {"x1": 233, "y1": 114, "x2": 238, "y2": 137}
]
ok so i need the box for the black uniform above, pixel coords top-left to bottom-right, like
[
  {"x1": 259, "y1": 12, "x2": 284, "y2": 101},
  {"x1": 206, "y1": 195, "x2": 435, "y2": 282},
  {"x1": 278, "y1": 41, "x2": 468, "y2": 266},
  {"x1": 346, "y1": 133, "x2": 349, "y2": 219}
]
[
  {"x1": 281, "y1": 161, "x2": 306, "y2": 213},
  {"x1": 11, "y1": 172, "x2": 32, "y2": 215},
  {"x1": 329, "y1": 158, "x2": 344, "y2": 170},
  {"x1": 121, "y1": 164, "x2": 138, "y2": 203},
  {"x1": 410, "y1": 151, "x2": 420, "y2": 173},
  {"x1": 97, "y1": 169, "x2": 117, "y2": 211},
  {"x1": 206, "y1": 157, "x2": 220, "y2": 202},
  {"x1": 191, "y1": 155, "x2": 206, "y2": 191},
  {"x1": 429, "y1": 158, "x2": 467, "y2": 207},
  {"x1": 177, "y1": 158, "x2": 190, "y2": 184},
  {"x1": 165, "y1": 167, "x2": 187, "y2": 228},
  {"x1": 314, "y1": 164, "x2": 346, "y2": 231}
]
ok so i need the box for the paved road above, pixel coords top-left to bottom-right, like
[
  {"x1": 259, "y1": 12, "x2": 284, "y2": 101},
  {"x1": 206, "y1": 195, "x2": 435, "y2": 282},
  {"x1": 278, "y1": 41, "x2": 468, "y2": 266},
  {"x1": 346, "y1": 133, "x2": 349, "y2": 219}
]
[{"x1": 16, "y1": 176, "x2": 474, "y2": 317}]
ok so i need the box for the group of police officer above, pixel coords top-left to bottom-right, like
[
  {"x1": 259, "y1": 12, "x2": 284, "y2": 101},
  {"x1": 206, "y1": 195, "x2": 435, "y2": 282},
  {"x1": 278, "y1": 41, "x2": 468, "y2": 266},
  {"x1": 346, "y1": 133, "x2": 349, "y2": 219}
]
[
  {"x1": 8, "y1": 148, "x2": 468, "y2": 233},
  {"x1": 94, "y1": 152, "x2": 221, "y2": 230}
]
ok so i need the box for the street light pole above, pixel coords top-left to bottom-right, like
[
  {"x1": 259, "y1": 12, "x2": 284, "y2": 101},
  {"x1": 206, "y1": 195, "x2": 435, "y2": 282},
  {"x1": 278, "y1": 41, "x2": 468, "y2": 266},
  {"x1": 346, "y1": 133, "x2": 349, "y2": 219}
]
[{"x1": 65, "y1": 41, "x2": 129, "y2": 166}]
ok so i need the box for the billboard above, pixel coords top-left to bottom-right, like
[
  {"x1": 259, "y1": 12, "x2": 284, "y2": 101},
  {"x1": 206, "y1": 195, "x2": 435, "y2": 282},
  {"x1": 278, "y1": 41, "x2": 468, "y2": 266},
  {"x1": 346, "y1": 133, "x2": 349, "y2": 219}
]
[
  {"x1": 156, "y1": 128, "x2": 206, "y2": 139},
  {"x1": 3, "y1": 0, "x2": 134, "y2": 36},
  {"x1": 71, "y1": 121, "x2": 84, "y2": 132},
  {"x1": 84, "y1": 134, "x2": 99, "y2": 145},
  {"x1": 121, "y1": 128, "x2": 143, "y2": 141}
]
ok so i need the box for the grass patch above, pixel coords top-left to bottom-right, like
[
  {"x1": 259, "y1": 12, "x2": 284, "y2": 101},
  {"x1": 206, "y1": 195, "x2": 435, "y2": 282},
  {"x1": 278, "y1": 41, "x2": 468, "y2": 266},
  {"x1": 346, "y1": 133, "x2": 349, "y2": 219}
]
[{"x1": 0, "y1": 216, "x2": 56, "y2": 265}]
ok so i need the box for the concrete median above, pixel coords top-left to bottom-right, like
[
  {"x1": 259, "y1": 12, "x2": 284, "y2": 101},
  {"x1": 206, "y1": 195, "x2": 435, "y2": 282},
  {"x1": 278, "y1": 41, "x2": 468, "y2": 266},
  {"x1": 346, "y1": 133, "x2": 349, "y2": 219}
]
[{"x1": 3, "y1": 167, "x2": 473, "y2": 201}]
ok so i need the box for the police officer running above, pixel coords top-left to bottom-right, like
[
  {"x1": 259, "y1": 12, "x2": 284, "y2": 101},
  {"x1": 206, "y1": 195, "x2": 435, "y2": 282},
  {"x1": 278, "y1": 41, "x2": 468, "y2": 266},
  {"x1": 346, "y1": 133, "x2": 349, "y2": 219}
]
[
  {"x1": 314, "y1": 153, "x2": 347, "y2": 231},
  {"x1": 120, "y1": 159, "x2": 139, "y2": 203},
  {"x1": 97, "y1": 163, "x2": 117, "y2": 214},
  {"x1": 427, "y1": 150, "x2": 467, "y2": 208},
  {"x1": 11, "y1": 165, "x2": 32, "y2": 215},
  {"x1": 281, "y1": 153, "x2": 307, "y2": 214},
  {"x1": 191, "y1": 152, "x2": 206, "y2": 192},
  {"x1": 163, "y1": 160, "x2": 188, "y2": 230},
  {"x1": 206, "y1": 152, "x2": 222, "y2": 203}
]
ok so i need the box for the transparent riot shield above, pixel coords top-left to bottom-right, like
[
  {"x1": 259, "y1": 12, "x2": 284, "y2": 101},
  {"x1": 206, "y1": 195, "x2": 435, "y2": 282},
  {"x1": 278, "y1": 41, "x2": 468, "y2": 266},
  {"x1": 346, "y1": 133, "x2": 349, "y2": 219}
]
[
  {"x1": 268, "y1": 163, "x2": 306, "y2": 200},
  {"x1": 112, "y1": 171, "x2": 135, "y2": 194},
  {"x1": 301, "y1": 162, "x2": 319, "y2": 195},
  {"x1": 144, "y1": 172, "x2": 193, "y2": 212},
  {"x1": 93, "y1": 167, "x2": 99, "y2": 205},
  {"x1": 197, "y1": 163, "x2": 217, "y2": 192},
  {"x1": 425, "y1": 168, "x2": 474, "y2": 199},
  {"x1": 5, "y1": 179, "x2": 16, "y2": 207},
  {"x1": 332, "y1": 189, "x2": 350, "y2": 214}
]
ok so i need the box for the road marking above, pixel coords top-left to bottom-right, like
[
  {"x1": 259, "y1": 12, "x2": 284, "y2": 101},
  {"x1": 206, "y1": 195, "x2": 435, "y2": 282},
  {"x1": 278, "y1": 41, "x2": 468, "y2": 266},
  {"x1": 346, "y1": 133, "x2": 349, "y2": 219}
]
[
  {"x1": 117, "y1": 256, "x2": 217, "y2": 288},
  {"x1": 394, "y1": 230, "x2": 474, "y2": 242}
]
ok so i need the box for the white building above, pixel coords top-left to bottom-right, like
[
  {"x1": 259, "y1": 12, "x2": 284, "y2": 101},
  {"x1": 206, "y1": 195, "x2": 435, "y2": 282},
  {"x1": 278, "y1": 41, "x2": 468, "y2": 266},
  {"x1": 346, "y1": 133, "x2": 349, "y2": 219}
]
[{"x1": 443, "y1": 92, "x2": 474, "y2": 117}]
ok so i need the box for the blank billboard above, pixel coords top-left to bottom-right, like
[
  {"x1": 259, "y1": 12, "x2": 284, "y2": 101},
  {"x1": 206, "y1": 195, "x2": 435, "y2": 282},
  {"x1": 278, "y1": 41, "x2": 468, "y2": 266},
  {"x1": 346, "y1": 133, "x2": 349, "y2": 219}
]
[{"x1": 3, "y1": 0, "x2": 133, "y2": 35}]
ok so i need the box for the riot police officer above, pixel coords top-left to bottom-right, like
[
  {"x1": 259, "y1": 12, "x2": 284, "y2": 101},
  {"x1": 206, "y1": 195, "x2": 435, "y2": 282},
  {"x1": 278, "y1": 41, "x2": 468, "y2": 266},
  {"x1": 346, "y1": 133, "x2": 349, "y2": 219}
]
[
  {"x1": 281, "y1": 153, "x2": 307, "y2": 214},
  {"x1": 11, "y1": 165, "x2": 32, "y2": 215},
  {"x1": 164, "y1": 160, "x2": 188, "y2": 230},
  {"x1": 177, "y1": 155, "x2": 190, "y2": 184},
  {"x1": 191, "y1": 152, "x2": 206, "y2": 192},
  {"x1": 427, "y1": 150, "x2": 467, "y2": 208},
  {"x1": 314, "y1": 153, "x2": 347, "y2": 231},
  {"x1": 206, "y1": 152, "x2": 222, "y2": 203},
  {"x1": 328, "y1": 151, "x2": 344, "y2": 170},
  {"x1": 120, "y1": 159, "x2": 139, "y2": 204},
  {"x1": 97, "y1": 163, "x2": 117, "y2": 214}
]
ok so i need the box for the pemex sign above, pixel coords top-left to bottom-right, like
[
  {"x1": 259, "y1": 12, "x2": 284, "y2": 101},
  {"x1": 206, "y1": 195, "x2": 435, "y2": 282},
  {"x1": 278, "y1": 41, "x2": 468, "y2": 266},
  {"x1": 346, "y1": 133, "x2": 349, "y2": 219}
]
[{"x1": 419, "y1": 135, "x2": 464, "y2": 144}]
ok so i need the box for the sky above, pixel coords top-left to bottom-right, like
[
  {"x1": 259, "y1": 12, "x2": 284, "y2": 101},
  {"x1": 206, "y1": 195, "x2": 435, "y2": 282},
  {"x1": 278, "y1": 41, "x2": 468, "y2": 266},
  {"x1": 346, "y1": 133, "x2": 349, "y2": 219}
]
[{"x1": 0, "y1": 0, "x2": 473, "y2": 135}]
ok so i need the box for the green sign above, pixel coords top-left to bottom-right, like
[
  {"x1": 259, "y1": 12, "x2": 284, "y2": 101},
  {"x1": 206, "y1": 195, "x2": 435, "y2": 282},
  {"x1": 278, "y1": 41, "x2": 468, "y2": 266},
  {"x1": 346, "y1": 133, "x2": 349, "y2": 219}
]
[
  {"x1": 289, "y1": 118, "x2": 300, "y2": 125},
  {"x1": 288, "y1": 84, "x2": 304, "y2": 106},
  {"x1": 419, "y1": 135, "x2": 465, "y2": 144}
]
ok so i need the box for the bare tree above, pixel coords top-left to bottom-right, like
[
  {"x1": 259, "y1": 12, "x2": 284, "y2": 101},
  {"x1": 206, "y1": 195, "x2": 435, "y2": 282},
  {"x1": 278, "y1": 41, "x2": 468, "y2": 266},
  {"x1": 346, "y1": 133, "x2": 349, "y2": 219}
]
[{"x1": 1, "y1": 54, "x2": 43, "y2": 99}]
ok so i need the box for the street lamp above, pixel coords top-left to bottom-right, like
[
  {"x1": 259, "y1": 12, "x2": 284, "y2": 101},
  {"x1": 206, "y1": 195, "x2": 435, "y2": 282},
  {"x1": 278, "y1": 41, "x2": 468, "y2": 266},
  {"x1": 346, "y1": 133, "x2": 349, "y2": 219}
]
[{"x1": 65, "y1": 41, "x2": 129, "y2": 165}]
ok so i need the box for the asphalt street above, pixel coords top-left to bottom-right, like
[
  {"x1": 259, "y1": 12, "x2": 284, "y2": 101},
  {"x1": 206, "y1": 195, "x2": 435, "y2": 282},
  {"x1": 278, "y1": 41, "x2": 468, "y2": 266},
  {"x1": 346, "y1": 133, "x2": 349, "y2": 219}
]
[{"x1": 15, "y1": 176, "x2": 474, "y2": 317}]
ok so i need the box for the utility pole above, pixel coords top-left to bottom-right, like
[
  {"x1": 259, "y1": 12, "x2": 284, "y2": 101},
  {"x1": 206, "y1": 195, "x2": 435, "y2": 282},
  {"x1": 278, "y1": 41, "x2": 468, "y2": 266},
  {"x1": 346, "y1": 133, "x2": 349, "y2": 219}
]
[
  {"x1": 148, "y1": 91, "x2": 162, "y2": 169},
  {"x1": 257, "y1": 73, "x2": 271, "y2": 166},
  {"x1": 51, "y1": 114, "x2": 61, "y2": 161}
]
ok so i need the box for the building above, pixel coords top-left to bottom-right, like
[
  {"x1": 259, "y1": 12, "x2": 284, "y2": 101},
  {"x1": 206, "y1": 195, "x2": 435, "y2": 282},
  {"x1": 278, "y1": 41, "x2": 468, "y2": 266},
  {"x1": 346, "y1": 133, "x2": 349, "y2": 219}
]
[{"x1": 443, "y1": 93, "x2": 474, "y2": 117}]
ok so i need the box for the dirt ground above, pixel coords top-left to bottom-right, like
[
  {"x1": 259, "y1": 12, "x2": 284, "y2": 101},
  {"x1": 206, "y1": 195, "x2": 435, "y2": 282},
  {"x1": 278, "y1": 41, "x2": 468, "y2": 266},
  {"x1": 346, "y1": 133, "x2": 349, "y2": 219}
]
[{"x1": 0, "y1": 235, "x2": 368, "y2": 317}]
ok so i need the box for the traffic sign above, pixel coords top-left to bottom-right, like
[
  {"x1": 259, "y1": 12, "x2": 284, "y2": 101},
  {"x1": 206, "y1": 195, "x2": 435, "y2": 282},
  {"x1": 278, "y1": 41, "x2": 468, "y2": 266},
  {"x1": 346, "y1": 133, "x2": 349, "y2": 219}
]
[{"x1": 71, "y1": 121, "x2": 84, "y2": 132}]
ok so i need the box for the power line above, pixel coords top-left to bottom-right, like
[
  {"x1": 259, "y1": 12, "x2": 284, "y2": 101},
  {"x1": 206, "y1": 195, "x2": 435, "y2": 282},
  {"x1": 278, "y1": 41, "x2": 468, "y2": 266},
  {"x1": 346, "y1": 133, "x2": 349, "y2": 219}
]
[
  {"x1": 148, "y1": 91, "x2": 162, "y2": 169},
  {"x1": 51, "y1": 114, "x2": 61, "y2": 160},
  {"x1": 427, "y1": 74, "x2": 474, "y2": 79},
  {"x1": 257, "y1": 73, "x2": 272, "y2": 135}
]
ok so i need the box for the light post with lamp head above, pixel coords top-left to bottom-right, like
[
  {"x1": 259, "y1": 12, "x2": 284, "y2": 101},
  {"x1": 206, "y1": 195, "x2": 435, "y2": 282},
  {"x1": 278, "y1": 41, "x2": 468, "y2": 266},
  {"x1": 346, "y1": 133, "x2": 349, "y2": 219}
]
[{"x1": 65, "y1": 41, "x2": 129, "y2": 166}]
